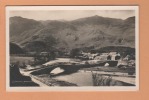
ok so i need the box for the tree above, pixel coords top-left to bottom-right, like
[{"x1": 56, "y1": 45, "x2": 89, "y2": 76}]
[{"x1": 70, "y1": 48, "x2": 80, "y2": 58}]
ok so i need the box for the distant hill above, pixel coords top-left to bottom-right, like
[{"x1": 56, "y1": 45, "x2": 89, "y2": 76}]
[
  {"x1": 9, "y1": 15, "x2": 135, "y2": 52},
  {"x1": 10, "y1": 42, "x2": 24, "y2": 54}
]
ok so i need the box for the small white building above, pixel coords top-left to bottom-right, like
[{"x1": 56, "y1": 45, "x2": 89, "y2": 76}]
[
  {"x1": 94, "y1": 53, "x2": 109, "y2": 61},
  {"x1": 109, "y1": 52, "x2": 121, "y2": 61}
]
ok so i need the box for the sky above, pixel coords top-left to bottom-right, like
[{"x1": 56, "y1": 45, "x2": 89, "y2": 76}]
[{"x1": 10, "y1": 10, "x2": 135, "y2": 21}]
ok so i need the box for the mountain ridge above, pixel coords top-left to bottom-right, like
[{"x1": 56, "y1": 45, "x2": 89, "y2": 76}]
[{"x1": 10, "y1": 15, "x2": 135, "y2": 52}]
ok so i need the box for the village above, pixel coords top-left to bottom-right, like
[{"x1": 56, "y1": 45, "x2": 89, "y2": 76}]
[{"x1": 30, "y1": 49, "x2": 135, "y2": 69}]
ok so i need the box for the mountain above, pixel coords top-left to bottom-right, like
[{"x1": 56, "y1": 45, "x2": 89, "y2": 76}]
[
  {"x1": 9, "y1": 15, "x2": 135, "y2": 52},
  {"x1": 10, "y1": 42, "x2": 24, "y2": 54}
]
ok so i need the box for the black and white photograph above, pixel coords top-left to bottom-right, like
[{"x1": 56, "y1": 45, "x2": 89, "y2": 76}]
[{"x1": 6, "y1": 6, "x2": 139, "y2": 91}]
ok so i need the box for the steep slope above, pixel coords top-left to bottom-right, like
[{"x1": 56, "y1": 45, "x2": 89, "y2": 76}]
[{"x1": 10, "y1": 16, "x2": 43, "y2": 43}]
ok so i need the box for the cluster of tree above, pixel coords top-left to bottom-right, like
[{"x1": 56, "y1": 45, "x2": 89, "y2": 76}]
[
  {"x1": 10, "y1": 42, "x2": 24, "y2": 54},
  {"x1": 33, "y1": 51, "x2": 56, "y2": 65},
  {"x1": 69, "y1": 48, "x2": 81, "y2": 58}
]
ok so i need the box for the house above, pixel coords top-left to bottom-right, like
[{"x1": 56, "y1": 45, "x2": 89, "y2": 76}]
[
  {"x1": 80, "y1": 51, "x2": 98, "y2": 60},
  {"x1": 94, "y1": 53, "x2": 109, "y2": 61},
  {"x1": 109, "y1": 52, "x2": 121, "y2": 61},
  {"x1": 109, "y1": 52, "x2": 117, "y2": 55},
  {"x1": 123, "y1": 55, "x2": 130, "y2": 60},
  {"x1": 88, "y1": 53, "x2": 98, "y2": 60}
]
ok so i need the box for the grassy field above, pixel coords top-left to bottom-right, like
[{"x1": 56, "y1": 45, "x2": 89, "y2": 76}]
[{"x1": 10, "y1": 56, "x2": 34, "y2": 65}]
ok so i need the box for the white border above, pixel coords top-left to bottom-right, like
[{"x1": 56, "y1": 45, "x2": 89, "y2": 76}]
[{"x1": 6, "y1": 6, "x2": 139, "y2": 92}]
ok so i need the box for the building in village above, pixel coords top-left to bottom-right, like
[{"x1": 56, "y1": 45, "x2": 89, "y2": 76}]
[
  {"x1": 94, "y1": 53, "x2": 109, "y2": 61},
  {"x1": 80, "y1": 52, "x2": 99, "y2": 60},
  {"x1": 76, "y1": 51, "x2": 121, "y2": 61},
  {"x1": 94, "y1": 52, "x2": 121, "y2": 61}
]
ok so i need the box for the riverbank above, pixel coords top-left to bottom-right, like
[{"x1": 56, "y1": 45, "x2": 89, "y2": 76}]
[
  {"x1": 10, "y1": 65, "x2": 39, "y2": 87},
  {"x1": 31, "y1": 74, "x2": 77, "y2": 86},
  {"x1": 30, "y1": 70, "x2": 135, "y2": 86}
]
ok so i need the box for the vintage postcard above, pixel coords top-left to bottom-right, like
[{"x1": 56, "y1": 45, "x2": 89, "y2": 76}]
[{"x1": 6, "y1": 6, "x2": 139, "y2": 91}]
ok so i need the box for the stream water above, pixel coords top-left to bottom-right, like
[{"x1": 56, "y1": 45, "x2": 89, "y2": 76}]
[
  {"x1": 52, "y1": 70, "x2": 135, "y2": 86},
  {"x1": 53, "y1": 71, "x2": 94, "y2": 86}
]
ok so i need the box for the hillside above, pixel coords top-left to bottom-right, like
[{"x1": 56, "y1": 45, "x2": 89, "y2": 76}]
[
  {"x1": 9, "y1": 15, "x2": 135, "y2": 52},
  {"x1": 10, "y1": 42, "x2": 24, "y2": 54}
]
